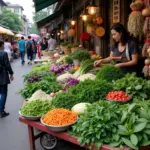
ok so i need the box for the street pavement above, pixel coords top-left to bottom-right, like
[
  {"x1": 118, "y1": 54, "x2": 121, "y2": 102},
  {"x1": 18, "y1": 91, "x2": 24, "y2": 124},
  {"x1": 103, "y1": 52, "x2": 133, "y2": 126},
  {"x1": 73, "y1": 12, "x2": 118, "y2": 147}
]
[{"x1": 0, "y1": 59, "x2": 85, "y2": 150}]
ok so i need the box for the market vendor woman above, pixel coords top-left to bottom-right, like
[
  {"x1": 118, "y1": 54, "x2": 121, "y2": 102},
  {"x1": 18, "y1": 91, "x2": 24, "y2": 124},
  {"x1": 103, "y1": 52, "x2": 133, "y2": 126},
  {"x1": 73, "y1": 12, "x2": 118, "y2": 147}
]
[{"x1": 94, "y1": 23, "x2": 139, "y2": 74}]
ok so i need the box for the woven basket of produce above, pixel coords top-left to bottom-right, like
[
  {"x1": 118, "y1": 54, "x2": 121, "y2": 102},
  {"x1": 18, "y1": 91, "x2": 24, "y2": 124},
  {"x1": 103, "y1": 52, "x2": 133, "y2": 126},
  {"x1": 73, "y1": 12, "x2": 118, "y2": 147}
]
[
  {"x1": 63, "y1": 47, "x2": 71, "y2": 55},
  {"x1": 42, "y1": 51, "x2": 55, "y2": 57}
]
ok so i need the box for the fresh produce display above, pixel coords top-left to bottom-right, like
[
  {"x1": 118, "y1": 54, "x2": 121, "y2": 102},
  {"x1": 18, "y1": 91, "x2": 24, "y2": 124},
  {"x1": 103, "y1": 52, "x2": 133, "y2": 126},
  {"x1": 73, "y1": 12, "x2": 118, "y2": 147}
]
[
  {"x1": 64, "y1": 56, "x2": 73, "y2": 64},
  {"x1": 68, "y1": 79, "x2": 113, "y2": 103},
  {"x1": 106, "y1": 91, "x2": 130, "y2": 102},
  {"x1": 77, "y1": 73, "x2": 96, "y2": 81},
  {"x1": 70, "y1": 101, "x2": 120, "y2": 149},
  {"x1": 71, "y1": 103, "x2": 91, "y2": 115},
  {"x1": 19, "y1": 80, "x2": 62, "y2": 98},
  {"x1": 50, "y1": 64, "x2": 73, "y2": 75},
  {"x1": 20, "y1": 100, "x2": 52, "y2": 117},
  {"x1": 28, "y1": 90, "x2": 52, "y2": 102},
  {"x1": 96, "y1": 65, "x2": 124, "y2": 82},
  {"x1": 113, "y1": 73, "x2": 150, "y2": 100},
  {"x1": 26, "y1": 74, "x2": 41, "y2": 83},
  {"x1": 73, "y1": 60, "x2": 94, "y2": 77},
  {"x1": 70, "y1": 50, "x2": 91, "y2": 62},
  {"x1": 71, "y1": 100, "x2": 150, "y2": 149},
  {"x1": 42, "y1": 108, "x2": 78, "y2": 126}
]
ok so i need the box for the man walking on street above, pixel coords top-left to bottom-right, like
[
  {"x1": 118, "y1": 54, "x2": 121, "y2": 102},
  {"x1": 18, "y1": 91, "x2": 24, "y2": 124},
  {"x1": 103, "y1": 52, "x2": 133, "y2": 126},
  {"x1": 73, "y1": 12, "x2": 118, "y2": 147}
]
[
  {"x1": 18, "y1": 36, "x2": 25, "y2": 65},
  {"x1": 26, "y1": 36, "x2": 33, "y2": 65},
  {"x1": 0, "y1": 40, "x2": 14, "y2": 118}
]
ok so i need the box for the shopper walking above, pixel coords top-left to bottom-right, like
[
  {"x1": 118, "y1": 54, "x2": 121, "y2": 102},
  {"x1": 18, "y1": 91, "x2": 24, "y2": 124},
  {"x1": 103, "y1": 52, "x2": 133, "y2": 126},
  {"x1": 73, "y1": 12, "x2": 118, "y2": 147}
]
[
  {"x1": 32, "y1": 39, "x2": 37, "y2": 60},
  {"x1": 26, "y1": 36, "x2": 33, "y2": 65},
  {"x1": 4, "y1": 38, "x2": 12, "y2": 61},
  {"x1": 0, "y1": 40, "x2": 14, "y2": 118},
  {"x1": 18, "y1": 36, "x2": 26, "y2": 65},
  {"x1": 48, "y1": 35, "x2": 57, "y2": 51}
]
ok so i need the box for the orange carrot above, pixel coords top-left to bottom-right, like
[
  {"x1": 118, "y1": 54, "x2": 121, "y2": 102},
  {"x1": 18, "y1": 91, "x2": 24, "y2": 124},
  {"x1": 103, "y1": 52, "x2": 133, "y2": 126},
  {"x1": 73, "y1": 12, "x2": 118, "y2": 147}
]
[{"x1": 42, "y1": 108, "x2": 78, "y2": 126}]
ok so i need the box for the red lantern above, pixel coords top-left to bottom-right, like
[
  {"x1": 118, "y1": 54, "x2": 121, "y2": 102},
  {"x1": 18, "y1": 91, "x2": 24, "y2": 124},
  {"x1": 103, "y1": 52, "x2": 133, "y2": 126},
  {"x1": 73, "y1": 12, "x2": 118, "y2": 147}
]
[{"x1": 80, "y1": 32, "x2": 90, "y2": 41}]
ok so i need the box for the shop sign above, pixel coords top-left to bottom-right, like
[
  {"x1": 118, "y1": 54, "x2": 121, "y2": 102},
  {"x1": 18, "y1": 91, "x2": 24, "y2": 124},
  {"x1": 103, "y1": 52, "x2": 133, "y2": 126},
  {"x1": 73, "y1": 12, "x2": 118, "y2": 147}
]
[
  {"x1": 40, "y1": 27, "x2": 47, "y2": 35},
  {"x1": 113, "y1": 0, "x2": 120, "y2": 23}
]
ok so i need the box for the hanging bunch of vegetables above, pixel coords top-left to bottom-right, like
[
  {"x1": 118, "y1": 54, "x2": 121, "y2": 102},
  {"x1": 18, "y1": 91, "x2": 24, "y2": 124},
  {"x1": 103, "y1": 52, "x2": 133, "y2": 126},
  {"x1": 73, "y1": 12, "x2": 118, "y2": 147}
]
[{"x1": 128, "y1": 0, "x2": 144, "y2": 37}]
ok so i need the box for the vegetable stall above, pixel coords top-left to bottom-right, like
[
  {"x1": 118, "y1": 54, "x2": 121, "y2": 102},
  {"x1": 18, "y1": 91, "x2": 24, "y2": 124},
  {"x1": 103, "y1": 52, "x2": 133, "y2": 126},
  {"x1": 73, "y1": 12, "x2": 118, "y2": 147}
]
[{"x1": 18, "y1": 48, "x2": 150, "y2": 150}]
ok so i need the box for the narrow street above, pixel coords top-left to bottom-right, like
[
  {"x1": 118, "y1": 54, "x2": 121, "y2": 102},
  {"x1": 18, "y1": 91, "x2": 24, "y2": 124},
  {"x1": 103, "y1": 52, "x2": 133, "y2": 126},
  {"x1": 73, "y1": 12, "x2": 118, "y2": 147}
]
[{"x1": 0, "y1": 59, "x2": 85, "y2": 150}]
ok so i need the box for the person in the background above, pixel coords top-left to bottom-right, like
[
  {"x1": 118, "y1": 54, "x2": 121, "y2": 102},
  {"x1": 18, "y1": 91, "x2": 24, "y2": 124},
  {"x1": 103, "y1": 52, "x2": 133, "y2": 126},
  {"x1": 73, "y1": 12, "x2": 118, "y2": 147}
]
[
  {"x1": 94, "y1": 23, "x2": 139, "y2": 74},
  {"x1": 32, "y1": 39, "x2": 37, "y2": 60},
  {"x1": 40, "y1": 37, "x2": 48, "y2": 51},
  {"x1": 26, "y1": 36, "x2": 33, "y2": 65},
  {"x1": 48, "y1": 35, "x2": 57, "y2": 51},
  {"x1": 18, "y1": 36, "x2": 26, "y2": 65},
  {"x1": 4, "y1": 38, "x2": 12, "y2": 61},
  {"x1": 0, "y1": 40, "x2": 14, "y2": 118}
]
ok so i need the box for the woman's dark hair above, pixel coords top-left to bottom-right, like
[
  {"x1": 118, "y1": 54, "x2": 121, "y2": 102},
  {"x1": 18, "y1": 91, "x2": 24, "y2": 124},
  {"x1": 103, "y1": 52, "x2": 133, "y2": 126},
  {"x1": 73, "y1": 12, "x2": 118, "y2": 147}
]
[
  {"x1": 111, "y1": 23, "x2": 128, "y2": 46},
  {"x1": 21, "y1": 36, "x2": 24, "y2": 40},
  {"x1": 0, "y1": 40, "x2": 4, "y2": 47},
  {"x1": 5, "y1": 38, "x2": 8, "y2": 42}
]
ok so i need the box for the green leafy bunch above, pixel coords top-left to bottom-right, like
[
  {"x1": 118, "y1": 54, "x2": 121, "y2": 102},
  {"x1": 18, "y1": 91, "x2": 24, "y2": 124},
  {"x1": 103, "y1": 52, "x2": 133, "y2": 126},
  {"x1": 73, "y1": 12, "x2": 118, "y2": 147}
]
[
  {"x1": 70, "y1": 50, "x2": 91, "y2": 62},
  {"x1": 68, "y1": 79, "x2": 113, "y2": 103},
  {"x1": 113, "y1": 73, "x2": 150, "y2": 100},
  {"x1": 30, "y1": 64, "x2": 50, "y2": 74},
  {"x1": 71, "y1": 101, "x2": 121, "y2": 149},
  {"x1": 96, "y1": 65, "x2": 124, "y2": 82},
  {"x1": 20, "y1": 100, "x2": 52, "y2": 116}
]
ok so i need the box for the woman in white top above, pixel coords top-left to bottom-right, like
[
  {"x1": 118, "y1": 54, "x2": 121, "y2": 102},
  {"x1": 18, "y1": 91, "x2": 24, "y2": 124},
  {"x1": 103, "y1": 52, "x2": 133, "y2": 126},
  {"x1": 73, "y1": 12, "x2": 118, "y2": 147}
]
[
  {"x1": 48, "y1": 35, "x2": 57, "y2": 51},
  {"x1": 4, "y1": 38, "x2": 12, "y2": 61}
]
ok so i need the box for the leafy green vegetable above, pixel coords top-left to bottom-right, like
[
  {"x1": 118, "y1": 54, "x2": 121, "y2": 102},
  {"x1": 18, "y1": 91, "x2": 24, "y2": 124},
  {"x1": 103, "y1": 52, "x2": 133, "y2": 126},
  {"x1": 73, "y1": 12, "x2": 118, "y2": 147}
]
[
  {"x1": 70, "y1": 101, "x2": 121, "y2": 148},
  {"x1": 113, "y1": 73, "x2": 150, "y2": 100},
  {"x1": 68, "y1": 79, "x2": 113, "y2": 103},
  {"x1": 64, "y1": 56, "x2": 73, "y2": 64},
  {"x1": 20, "y1": 100, "x2": 52, "y2": 116},
  {"x1": 96, "y1": 65, "x2": 124, "y2": 82},
  {"x1": 70, "y1": 50, "x2": 91, "y2": 62},
  {"x1": 30, "y1": 64, "x2": 49, "y2": 73}
]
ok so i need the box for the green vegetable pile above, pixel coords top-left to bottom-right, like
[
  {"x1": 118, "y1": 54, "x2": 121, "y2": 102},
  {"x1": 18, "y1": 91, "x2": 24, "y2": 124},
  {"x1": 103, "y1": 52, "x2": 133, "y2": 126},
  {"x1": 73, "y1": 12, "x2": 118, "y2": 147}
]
[
  {"x1": 70, "y1": 100, "x2": 150, "y2": 149},
  {"x1": 70, "y1": 101, "x2": 120, "y2": 149},
  {"x1": 70, "y1": 50, "x2": 91, "y2": 62},
  {"x1": 51, "y1": 93, "x2": 80, "y2": 110},
  {"x1": 96, "y1": 65, "x2": 124, "y2": 82},
  {"x1": 30, "y1": 64, "x2": 49, "y2": 73},
  {"x1": 113, "y1": 73, "x2": 150, "y2": 100},
  {"x1": 68, "y1": 79, "x2": 113, "y2": 103},
  {"x1": 20, "y1": 100, "x2": 52, "y2": 116}
]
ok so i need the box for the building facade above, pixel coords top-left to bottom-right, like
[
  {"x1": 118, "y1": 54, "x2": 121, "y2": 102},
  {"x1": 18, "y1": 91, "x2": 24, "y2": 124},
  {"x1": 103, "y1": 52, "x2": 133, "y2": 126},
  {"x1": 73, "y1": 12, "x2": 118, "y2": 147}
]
[{"x1": 0, "y1": 0, "x2": 7, "y2": 13}]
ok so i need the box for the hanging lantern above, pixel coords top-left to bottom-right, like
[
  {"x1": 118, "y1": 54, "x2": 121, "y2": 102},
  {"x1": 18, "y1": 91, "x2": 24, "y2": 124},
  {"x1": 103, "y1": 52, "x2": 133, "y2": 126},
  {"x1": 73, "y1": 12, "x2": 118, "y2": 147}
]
[
  {"x1": 60, "y1": 30, "x2": 64, "y2": 34},
  {"x1": 81, "y1": 4, "x2": 89, "y2": 21},
  {"x1": 71, "y1": 20, "x2": 76, "y2": 26},
  {"x1": 87, "y1": 0, "x2": 98, "y2": 15},
  {"x1": 68, "y1": 29, "x2": 76, "y2": 37},
  {"x1": 57, "y1": 32, "x2": 60, "y2": 36}
]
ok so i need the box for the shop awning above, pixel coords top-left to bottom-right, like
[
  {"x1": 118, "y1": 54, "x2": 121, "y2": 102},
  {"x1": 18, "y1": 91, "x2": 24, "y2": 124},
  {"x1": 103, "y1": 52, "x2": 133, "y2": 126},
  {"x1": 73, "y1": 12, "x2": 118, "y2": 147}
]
[
  {"x1": 36, "y1": 10, "x2": 61, "y2": 28},
  {"x1": 34, "y1": 0, "x2": 61, "y2": 12}
]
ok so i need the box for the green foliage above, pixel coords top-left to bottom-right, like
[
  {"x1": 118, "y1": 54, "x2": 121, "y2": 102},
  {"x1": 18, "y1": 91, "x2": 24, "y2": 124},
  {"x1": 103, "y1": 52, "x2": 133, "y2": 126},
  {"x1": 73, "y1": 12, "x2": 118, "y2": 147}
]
[
  {"x1": 64, "y1": 56, "x2": 73, "y2": 64},
  {"x1": 30, "y1": 23, "x2": 40, "y2": 35},
  {"x1": 51, "y1": 93, "x2": 81, "y2": 110},
  {"x1": 70, "y1": 50, "x2": 91, "y2": 62},
  {"x1": 68, "y1": 79, "x2": 113, "y2": 103},
  {"x1": 96, "y1": 65, "x2": 124, "y2": 82},
  {"x1": 113, "y1": 73, "x2": 150, "y2": 100},
  {"x1": 30, "y1": 64, "x2": 49, "y2": 73},
  {"x1": 20, "y1": 100, "x2": 52, "y2": 116},
  {"x1": 70, "y1": 101, "x2": 121, "y2": 148},
  {"x1": 0, "y1": 7, "x2": 23, "y2": 32}
]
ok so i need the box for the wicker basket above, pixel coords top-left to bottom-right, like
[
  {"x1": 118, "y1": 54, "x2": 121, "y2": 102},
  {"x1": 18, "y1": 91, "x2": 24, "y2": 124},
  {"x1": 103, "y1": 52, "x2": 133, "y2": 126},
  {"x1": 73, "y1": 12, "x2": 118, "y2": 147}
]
[
  {"x1": 63, "y1": 47, "x2": 71, "y2": 55},
  {"x1": 42, "y1": 51, "x2": 55, "y2": 57}
]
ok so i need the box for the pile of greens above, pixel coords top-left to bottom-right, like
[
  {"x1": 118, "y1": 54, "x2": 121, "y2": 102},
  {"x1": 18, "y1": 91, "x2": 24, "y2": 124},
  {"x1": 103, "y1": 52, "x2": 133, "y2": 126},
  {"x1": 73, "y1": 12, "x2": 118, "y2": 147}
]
[
  {"x1": 113, "y1": 73, "x2": 150, "y2": 100},
  {"x1": 70, "y1": 100, "x2": 150, "y2": 149},
  {"x1": 96, "y1": 65, "x2": 124, "y2": 82},
  {"x1": 70, "y1": 50, "x2": 91, "y2": 62},
  {"x1": 19, "y1": 77, "x2": 62, "y2": 99},
  {"x1": 30, "y1": 64, "x2": 50, "y2": 73},
  {"x1": 68, "y1": 79, "x2": 113, "y2": 103},
  {"x1": 20, "y1": 100, "x2": 52, "y2": 116},
  {"x1": 70, "y1": 101, "x2": 121, "y2": 149}
]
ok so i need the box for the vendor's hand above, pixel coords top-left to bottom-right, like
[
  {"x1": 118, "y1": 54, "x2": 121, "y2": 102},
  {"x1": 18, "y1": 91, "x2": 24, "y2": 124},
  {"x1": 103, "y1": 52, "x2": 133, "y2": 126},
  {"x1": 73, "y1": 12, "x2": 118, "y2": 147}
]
[
  {"x1": 94, "y1": 59, "x2": 103, "y2": 67},
  {"x1": 115, "y1": 63, "x2": 122, "y2": 68},
  {"x1": 10, "y1": 75, "x2": 14, "y2": 81}
]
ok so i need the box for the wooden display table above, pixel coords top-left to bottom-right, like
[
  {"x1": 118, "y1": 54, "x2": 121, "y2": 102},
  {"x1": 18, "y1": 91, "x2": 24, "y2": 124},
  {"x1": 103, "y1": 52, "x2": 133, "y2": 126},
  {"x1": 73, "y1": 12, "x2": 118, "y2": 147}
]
[{"x1": 19, "y1": 117, "x2": 150, "y2": 150}]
